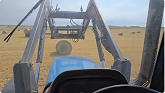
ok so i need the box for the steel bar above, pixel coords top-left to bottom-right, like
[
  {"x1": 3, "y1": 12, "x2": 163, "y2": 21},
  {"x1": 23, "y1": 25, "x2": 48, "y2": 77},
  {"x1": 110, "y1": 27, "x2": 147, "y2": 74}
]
[
  {"x1": 88, "y1": 0, "x2": 124, "y2": 61},
  {"x1": 55, "y1": 28, "x2": 80, "y2": 30},
  {"x1": 132, "y1": 0, "x2": 164, "y2": 86},
  {"x1": 81, "y1": 2, "x2": 92, "y2": 36},
  {"x1": 35, "y1": 63, "x2": 41, "y2": 84},
  {"x1": 35, "y1": 19, "x2": 47, "y2": 84},
  {"x1": 92, "y1": 19, "x2": 105, "y2": 68},
  {"x1": 54, "y1": 34, "x2": 84, "y2": 39},
  {"x1": 36, "y1": 20, "x2": 47, "y2": 63},
  {"x1": 50, "y1": 11, "x2": 90, "y2": 19},
  {"x1": 47, "y1": 17, "x2": 55, "y2": 39},
  {"x1": 21, "y1": 0, "x2": 50, "y2": 62}
]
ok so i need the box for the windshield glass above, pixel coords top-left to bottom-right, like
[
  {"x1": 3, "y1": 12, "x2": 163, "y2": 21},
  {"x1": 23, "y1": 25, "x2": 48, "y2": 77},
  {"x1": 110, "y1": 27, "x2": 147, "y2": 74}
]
[{"x1": 0, "y1": 0, "x2": 164, "y2": 92}]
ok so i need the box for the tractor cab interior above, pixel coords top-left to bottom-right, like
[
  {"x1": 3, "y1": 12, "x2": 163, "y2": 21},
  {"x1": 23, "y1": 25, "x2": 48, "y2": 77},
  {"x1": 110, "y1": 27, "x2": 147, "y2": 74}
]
[{"x1": 44, "y1": 69, "x2": 128, "y2": 93}]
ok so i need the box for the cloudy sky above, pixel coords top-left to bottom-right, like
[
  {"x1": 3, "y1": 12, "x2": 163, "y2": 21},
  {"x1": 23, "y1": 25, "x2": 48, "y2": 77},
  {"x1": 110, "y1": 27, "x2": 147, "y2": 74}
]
[{"x1": 0, "y1": 0, "x2": 164, "y2": 27}]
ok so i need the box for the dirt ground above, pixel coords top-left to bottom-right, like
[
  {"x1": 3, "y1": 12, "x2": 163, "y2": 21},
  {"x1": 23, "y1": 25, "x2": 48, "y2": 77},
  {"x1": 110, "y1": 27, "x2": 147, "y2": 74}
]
[{"x1": 0, "y1": 26, "x2": 163, "y2": 92}]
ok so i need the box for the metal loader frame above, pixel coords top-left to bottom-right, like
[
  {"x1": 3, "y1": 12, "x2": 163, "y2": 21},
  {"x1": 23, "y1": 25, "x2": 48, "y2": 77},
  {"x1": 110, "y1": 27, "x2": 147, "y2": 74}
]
[{"x1": 12, "y1": 0, "x2": 131, "y2": 92}]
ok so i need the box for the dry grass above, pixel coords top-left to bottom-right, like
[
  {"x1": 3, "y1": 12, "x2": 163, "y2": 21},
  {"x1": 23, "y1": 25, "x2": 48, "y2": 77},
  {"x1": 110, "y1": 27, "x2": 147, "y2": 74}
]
[{"x1": 0, "y1": 26, "x2": 163, "y2": 92}]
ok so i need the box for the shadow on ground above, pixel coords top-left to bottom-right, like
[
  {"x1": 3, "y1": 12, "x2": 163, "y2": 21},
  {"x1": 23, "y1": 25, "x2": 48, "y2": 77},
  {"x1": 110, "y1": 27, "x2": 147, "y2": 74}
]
[{"x1": 50, "y1": 52, "x2": 68, "y2": 57}]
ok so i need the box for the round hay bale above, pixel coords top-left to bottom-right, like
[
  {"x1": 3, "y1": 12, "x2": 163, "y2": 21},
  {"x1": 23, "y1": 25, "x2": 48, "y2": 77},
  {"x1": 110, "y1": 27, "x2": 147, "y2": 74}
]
[
  {"x1": 118, "y1": 32, "x2": 123, "y2": 36},
  {"x1": 24, "y1": 29, "x2": 31, "y2": 34},
  {"x1": 56, "y1": 40, "x2": 72, "y2": 55},
  {"x1": 131, "y1": 31, "x2": 135, "y2": 34},
  {"x1": 24, "y1": 29, "x2": 31, "y2": 37},
  {"x1": 2, "y1": 31, "x2": 7, "y2": 34},
  {"x1": 137, "y1": 31, "x2": 140, "y2": 33}
]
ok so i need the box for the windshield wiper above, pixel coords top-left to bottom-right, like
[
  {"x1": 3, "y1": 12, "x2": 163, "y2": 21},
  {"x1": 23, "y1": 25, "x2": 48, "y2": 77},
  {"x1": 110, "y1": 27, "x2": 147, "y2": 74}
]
[{"x1": 4, "y1": 0, "x2": 44, "y2": 42}]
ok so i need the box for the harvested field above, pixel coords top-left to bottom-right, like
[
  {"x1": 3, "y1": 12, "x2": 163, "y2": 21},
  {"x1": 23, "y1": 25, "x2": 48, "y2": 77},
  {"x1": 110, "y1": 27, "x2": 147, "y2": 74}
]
[{"x1": 0, "y1": 26, "x2": 163, "y2": 92}]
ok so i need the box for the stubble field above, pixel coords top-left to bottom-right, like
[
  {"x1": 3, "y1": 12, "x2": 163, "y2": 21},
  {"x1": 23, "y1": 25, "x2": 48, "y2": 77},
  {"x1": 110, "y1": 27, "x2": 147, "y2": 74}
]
[{"x1": 0, "y1": 26, "x2": 163, "y2": 92}]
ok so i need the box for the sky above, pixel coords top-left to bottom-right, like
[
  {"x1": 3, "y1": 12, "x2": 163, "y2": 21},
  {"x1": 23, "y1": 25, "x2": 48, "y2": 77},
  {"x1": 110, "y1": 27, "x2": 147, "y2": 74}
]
[{"x1": 0, "y1": 0, "x2": 164, "y2": 27}]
